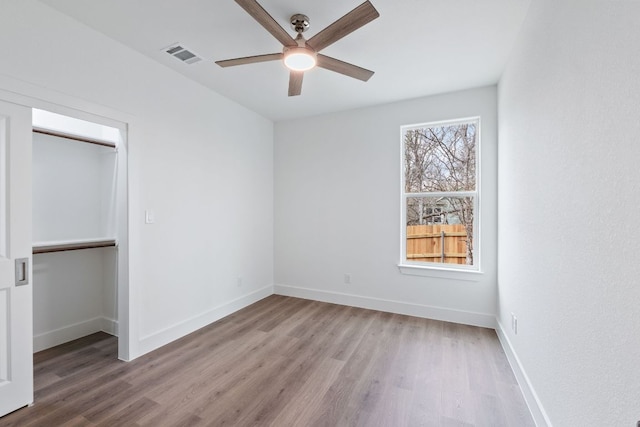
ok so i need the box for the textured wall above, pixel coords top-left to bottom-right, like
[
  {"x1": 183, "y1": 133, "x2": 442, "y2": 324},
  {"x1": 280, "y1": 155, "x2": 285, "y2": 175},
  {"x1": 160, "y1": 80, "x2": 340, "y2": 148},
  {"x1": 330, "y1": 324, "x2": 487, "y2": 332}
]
[{"x1": 498, "y1": 1, "x2": 640, "y2": 425}]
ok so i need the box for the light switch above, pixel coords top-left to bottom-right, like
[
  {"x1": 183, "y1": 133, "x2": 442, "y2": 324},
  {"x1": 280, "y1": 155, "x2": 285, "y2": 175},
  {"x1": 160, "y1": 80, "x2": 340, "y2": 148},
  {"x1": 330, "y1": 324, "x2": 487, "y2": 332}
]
[{"x1": 145, "y1": 209, "x2": 155, "y2": 224}]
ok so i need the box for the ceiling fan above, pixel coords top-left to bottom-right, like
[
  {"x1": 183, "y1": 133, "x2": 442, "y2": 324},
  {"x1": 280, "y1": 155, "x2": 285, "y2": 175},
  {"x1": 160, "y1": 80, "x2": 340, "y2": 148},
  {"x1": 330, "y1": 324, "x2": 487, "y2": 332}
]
[{"x1": 216, "y1": 0, "x2": 380, "y2": 96}]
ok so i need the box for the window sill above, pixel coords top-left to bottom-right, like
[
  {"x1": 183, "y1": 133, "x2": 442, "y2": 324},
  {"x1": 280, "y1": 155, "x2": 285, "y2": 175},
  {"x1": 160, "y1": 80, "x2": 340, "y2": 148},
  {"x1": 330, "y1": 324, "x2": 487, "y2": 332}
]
[{"x1": 398, "y1": 263, "x2": 483, "y2": 282}]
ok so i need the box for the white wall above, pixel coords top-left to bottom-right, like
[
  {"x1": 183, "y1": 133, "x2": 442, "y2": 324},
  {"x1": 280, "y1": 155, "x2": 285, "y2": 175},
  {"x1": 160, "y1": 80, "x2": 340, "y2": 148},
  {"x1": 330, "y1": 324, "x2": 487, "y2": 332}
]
[
  {"x1": 0, "y1": 0, "x2": 274, "y2": 358},
  {"x1": 274, "y1": 87, "x2": 498, "y2": 325},
  {"x1": 33, "y1": 248, "x2": 117, "y2": 351},
  {"x1": 498, "y1": 1, "x2": 640, "y2": 425},
  {"x1": 33, "y1": 109, "x2": 120, "y2": 144},
  {"x1": 32, "y1": 132, "x2": 116, "y2": 242}
]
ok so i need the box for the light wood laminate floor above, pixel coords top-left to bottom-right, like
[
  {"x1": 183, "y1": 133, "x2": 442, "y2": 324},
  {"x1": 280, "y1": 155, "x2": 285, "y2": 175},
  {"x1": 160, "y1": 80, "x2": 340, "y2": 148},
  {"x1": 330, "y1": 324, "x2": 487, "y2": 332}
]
[{"x1": 1, "y1": 295, "x2": 535, "y2": 426}]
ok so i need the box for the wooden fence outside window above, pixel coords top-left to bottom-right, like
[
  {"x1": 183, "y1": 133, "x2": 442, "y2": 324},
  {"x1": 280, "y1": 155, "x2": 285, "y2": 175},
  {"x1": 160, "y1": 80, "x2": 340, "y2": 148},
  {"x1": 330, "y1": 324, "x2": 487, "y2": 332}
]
[{"x1": 406, "y1": 224, "x2": 468, "y2": 265}]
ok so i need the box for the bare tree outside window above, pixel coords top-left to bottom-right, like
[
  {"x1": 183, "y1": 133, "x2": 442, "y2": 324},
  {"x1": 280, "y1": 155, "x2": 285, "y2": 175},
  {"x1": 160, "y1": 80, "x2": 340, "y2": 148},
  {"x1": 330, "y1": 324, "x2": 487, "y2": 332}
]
[{"x1": 402, "y1": 120, "x2": 478, "y2": 266}]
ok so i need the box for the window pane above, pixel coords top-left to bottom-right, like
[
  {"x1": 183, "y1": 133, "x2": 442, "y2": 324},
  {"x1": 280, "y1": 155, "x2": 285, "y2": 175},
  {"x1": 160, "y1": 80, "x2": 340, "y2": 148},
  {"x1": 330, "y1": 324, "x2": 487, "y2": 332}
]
[
  {"x1": 406, "y1": 196, "x2": 474, "y2": 265},
  {"x1": 404, "y1": 122, "x2": 477, "y2": 193}
]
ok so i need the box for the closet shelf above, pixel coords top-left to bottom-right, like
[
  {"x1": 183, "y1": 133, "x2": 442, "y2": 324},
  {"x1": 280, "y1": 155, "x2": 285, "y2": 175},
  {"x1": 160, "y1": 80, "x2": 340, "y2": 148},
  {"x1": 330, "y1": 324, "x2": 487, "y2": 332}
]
[{"x1": 33, "y1": 238, "x2": 117, "y2": 254}]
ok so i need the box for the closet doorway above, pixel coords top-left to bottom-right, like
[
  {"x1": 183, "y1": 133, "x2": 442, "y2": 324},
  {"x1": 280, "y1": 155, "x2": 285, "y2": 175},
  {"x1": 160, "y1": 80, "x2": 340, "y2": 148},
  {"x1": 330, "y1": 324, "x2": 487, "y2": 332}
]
[{"x1": 31, "y1": 108, "x2": 128, "y2": 360}]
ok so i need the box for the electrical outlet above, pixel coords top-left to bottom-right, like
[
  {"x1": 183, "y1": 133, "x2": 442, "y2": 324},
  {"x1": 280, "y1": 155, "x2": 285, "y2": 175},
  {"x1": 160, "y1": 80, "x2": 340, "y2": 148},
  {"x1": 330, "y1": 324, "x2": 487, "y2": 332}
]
[
  {"x1": 344, "y1": 273, "x2": 351, "y2": 284},
  {"x1": 237, "y1": 277, "x2": 242, "y2": 287},
  {"x1": 511, "y1": 312, "x2": 518, "y2": 335}
]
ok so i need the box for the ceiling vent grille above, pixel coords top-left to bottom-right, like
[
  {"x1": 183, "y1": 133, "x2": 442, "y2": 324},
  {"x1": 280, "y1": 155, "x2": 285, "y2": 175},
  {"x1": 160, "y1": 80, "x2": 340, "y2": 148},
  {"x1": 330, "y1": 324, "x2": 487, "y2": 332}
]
[{"x1": 164, "y1": 44, "x2": 202, "y2": 64}]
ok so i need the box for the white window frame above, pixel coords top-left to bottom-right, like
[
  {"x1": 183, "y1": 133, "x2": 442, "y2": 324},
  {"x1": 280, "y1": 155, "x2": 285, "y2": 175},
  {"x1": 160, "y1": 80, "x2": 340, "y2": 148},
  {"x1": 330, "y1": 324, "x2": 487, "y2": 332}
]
[{"x1": 398, "y1": 117, "x2": 482, "y2": 279}]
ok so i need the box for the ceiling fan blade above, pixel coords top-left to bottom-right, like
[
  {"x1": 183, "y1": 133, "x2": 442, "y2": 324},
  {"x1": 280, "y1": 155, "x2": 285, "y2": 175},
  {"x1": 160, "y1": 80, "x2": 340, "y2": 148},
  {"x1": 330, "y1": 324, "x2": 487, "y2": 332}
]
[
  {"x1": 235, "y1": 0, "x2": 297, "y2": 47},
  {"x1": 288, "y1": 71, "x2": 304, "y2": 96},
  {"x1": 317, "y1": 54, "x2": 374, "y2": 82},
  {"x1": 306, "y1": 1, "x2": 380, "y2": 52},
  {"x1": 215, "y1": 53, "x2": 283, "y2": 67}
]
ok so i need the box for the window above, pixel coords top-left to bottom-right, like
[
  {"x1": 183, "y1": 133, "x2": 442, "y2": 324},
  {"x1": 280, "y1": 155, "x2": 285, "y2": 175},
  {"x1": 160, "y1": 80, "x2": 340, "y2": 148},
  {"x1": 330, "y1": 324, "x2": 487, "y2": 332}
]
[{"x1": 400, "y1": 118, "x2": 479, "y2": 271}]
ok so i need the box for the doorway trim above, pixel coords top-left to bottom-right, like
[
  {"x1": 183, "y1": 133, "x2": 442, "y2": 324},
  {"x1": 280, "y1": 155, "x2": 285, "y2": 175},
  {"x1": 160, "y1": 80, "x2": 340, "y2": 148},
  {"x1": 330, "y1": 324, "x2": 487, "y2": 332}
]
[{"x1": 0, "y1": 76, "x2": 133, "y2": 361}]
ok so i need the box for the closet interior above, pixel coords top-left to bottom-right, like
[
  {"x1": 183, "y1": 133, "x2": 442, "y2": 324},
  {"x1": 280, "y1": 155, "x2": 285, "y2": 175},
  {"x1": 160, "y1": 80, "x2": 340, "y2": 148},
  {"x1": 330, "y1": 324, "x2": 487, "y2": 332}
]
[{"x1": 32, "y1": 109, "x2": 121, "y2": 352}]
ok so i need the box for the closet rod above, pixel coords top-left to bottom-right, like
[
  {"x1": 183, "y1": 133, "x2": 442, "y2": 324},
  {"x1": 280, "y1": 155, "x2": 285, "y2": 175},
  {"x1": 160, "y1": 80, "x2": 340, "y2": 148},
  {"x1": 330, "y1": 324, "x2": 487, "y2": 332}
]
[
  {"x1": 33, "y1": 239, "x2": 116, "y2": 254},
  {"x1": 32, "y1": 126, "x2": 117, "y2": 148}
]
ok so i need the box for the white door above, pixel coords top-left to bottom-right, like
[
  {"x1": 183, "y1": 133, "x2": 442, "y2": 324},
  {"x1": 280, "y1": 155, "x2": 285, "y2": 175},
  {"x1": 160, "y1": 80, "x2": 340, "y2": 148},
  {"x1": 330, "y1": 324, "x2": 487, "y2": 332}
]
[{"x1": 0, "y1": 100, "x2": 33, "y2": 417}]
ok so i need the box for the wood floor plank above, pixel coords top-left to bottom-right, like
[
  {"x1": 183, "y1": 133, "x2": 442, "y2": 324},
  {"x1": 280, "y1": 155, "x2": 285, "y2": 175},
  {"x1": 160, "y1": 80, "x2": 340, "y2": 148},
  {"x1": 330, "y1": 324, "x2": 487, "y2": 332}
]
[
  {"x1": 29, "y1": 380, "x2": 133, "y2": 427},
  {"x1": 81, "y1": 381, "x2": 146, "y2": 423},
  {"x1": 473, "y1": 393, "x2": 509, "y2": 427},
  {"x1": 232, "y1": 308, "x2": 357, "y2": 426},
  {"x1": 307, "y1": 311, "x2": 388, "y2": 426},
  {"x1": 416, "y1": 317, "x2": 446, "y2": 385},
  {"x1": 258, "y1": 299, "x2": 321, "y2": 337},
  {"x1": 441, "y1": 390, "x2": 475, "y2": 425},
  {"x1": 142, "y1": 329, "x2": 276, "y2": 405},
  {"x1": 5, "y1": 365, "x2": 132, "y2": 426},
  {"x1": 122, "y1": 321, "x2": 274, "y2": 392},
  {"x1": 440, "y1": 415, "x2": 475, "y2": 427},
  {"x1": 135, "y1": 408, "x2": 204, "y2": 427},
  {"x1": 497, "y1": 381, "x2": 537, "y2": 427},
  {"x1": 135, "y1": 328, "x2": 270, "y2": 390},
  {"x1": 0, "y1": 296, "x2": 536, "y2": 427},
  {"x1": 33, "y1": 371, "x2": 61, "y2": 392},
  {"x1": 155, "y1": 333, "x2": 300, "y2": 418},
  {"x1": 466, "y1": 338, "x2": 499, "y2": 396},
  {"x1": 58, "y1": 415, "x2": 96, "y2": 427},
  {"x1": 441, "y1": 336, "x2": 470, "y2": 393},
  {"x1": 355, "y1": 314, "x2": 407, "y2": 413},
  {"x1": 362, "y1": 385, "x2": 413, "y2": 427},
  {"x1": 95, "y1": 397, "x2": 158, "y2": 427},
  {"x1": 183, "y1": 346, "x2": 294, "y2": 419},
  {"x1": 329, "y1": 305, "x2": 377, "y2": 361},
  {"x1": 408, "y1": 387, "x2": 442, "y2": 426},
  {"x1": 255, "y1": 297, "x2": 317, "y2": 333},
  {"x1": 388, "y1": 315, "x2": 422, "y2": 391},
  {"x1": 201, "y1": 304, "x2": 353, "y2": 425},
  {"x1": 360, "y1": 315, "x2": 432, "y2": 426},
  {"x1": 33, "y1": 332, "x2": 113, "y2": 365},
  {"x1": 196, "y1": 354, "x2": 293, "y2": 425},
  {"x1": 268, "y1": 357, "x2": 345, "y2": 427}
]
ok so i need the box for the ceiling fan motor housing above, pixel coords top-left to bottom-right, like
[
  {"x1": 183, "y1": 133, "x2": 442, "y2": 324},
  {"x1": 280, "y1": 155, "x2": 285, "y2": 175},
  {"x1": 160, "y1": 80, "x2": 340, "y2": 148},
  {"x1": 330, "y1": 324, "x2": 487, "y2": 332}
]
[{"x1": 290, "y1": 14, "x2": 310, "y2": 33}]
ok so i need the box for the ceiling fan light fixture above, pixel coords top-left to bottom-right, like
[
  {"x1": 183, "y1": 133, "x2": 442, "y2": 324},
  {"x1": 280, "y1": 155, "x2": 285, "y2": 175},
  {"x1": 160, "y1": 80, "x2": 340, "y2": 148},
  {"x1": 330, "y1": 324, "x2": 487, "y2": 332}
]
[{"x1": 283, "y1": 47, "x2": 317, "y2": 71}]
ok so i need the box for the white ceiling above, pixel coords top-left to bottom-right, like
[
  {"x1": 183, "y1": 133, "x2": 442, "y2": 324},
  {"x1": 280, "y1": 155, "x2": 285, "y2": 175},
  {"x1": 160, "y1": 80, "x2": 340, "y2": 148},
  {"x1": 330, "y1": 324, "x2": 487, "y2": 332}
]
[{"x1": 39, "y1": 0, "x2": 531, "y2": 121}]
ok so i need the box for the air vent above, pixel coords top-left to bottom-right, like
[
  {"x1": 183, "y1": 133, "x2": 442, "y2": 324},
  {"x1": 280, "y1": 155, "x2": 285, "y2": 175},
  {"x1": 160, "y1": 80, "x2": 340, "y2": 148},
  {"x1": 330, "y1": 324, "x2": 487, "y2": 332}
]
[{"x1": 164, "y1": 44, "x2": 202, "y2": 64}]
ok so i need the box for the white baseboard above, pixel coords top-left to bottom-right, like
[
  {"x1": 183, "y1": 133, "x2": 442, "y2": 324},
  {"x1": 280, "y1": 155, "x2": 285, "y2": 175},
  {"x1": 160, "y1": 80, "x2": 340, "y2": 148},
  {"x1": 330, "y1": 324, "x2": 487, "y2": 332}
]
[
  {"x1": 136, "y1": 285, "x2": 274, "y2": 357},
  {"x1": 34, "y1": 316, "x2": 113, "y2": 352},
  {"x1": 274, "y1": 284, "x2": 495, "y2": 328},
  {"x1": 101, "y1": 317, "x2": 119, "y2": 337},
  {"x1": 495, "y1": 321, "x2": 552, "y2": 427}
]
